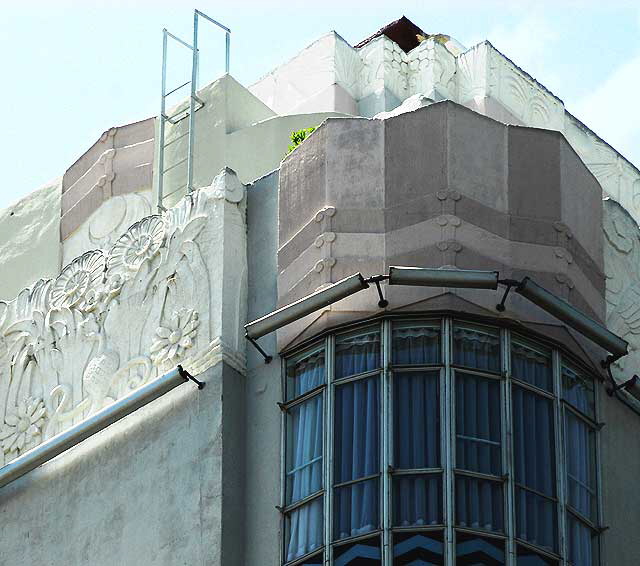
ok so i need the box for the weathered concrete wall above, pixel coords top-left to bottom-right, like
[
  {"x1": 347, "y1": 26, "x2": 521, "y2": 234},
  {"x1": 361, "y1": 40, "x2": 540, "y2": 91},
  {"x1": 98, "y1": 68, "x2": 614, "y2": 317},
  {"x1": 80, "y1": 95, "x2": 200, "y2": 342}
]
[
  {"x1": 276, "y1": 102, "x2": 605, "y2": 361},
  {"x1": 0, "y1": 362, "x2": 244, "y2": 566},
  {"x1": 244, "y1": 170, "x2": 282, "y2": 566},
  {"x1": 599, "y1": 390, "x2": 640, "y2": 565},
  {"x1": 0, "y1": 178, "x2": 61, "y2": 301}
]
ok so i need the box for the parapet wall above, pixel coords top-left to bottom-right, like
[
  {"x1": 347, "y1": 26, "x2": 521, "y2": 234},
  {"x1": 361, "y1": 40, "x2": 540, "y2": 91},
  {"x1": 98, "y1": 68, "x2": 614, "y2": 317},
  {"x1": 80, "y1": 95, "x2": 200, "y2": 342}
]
[{"x1": 277, "y1": 103, "x2": 606, "y2": 364}]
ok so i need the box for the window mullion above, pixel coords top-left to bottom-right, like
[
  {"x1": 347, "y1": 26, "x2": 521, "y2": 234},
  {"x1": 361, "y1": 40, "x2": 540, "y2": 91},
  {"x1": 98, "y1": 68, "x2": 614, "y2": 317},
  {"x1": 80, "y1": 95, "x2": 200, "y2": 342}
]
[
  {"x1": 280, "y1": 355, "x2": 287, "y2": 566},
  {"x1": 443, "y1": 317, "x2": 454, "y2": 566},
  {"x1": 554, "y1": 350, "x2": 568, "y2": 565},
  {"x1": 503, "y1": 328, "x2": 516, "y2": 566},
  {"x1": 594, "y1": 375, "x2": 604, "y2": 566},
  {"x1": 325, "y1": 334, "x2": 334, "y2": 566},
  {"x1": 382, "y1": 319, "x2": 391, "y2": 566}
]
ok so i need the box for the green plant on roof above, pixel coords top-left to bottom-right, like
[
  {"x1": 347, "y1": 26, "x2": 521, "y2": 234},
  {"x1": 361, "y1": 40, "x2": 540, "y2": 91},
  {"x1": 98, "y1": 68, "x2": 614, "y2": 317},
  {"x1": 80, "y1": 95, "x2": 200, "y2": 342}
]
[{"x1": 287, "y1": 127, "x2": 316, "y2": 154}]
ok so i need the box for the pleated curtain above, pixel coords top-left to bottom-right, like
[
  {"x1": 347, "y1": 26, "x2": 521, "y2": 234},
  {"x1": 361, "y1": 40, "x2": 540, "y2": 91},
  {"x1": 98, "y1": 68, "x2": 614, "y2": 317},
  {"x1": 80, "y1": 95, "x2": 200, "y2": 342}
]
[
  {"x1": 334, "y1": 331, "x2": 381, "y2": 540},
  {"x1": 286, "y1": 355, "x2": 325, "y2": 561},
  {"x1": 455, "y1": 373, "x2": 503, "y2": 533},
  {"x1": 394, "y1": 371, "x2": 441, "y2": 526}
]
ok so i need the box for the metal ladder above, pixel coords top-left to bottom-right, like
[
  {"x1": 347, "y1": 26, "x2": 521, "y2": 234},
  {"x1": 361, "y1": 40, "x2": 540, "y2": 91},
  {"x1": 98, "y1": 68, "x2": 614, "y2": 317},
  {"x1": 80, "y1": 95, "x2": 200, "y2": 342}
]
[{"x1": 156, "y1": 9, "x2": 231, "y2": 212}]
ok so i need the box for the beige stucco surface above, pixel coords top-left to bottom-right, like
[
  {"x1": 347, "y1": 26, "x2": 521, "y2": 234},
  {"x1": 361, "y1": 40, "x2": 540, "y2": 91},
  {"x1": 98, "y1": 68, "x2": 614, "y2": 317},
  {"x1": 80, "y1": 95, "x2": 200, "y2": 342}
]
[{"x1": 0, "y1": 178, "x2": 61, "y2": 301}]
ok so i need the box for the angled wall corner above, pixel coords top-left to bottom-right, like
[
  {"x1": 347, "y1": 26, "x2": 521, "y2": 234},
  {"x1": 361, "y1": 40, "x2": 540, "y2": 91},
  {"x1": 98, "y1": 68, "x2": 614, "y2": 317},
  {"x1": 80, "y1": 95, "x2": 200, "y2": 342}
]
[{"x1": 276, "y1": 103, "x2": 606, "y2": 355}]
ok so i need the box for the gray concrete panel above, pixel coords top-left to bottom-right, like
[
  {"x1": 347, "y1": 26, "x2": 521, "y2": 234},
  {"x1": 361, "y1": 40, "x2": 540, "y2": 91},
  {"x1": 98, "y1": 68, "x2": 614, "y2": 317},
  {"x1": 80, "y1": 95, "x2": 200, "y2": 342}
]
[
  {"x1": 508, "y1": 126, "x2": 562, "y2": 221},
  {"x1": 383, "y1": 103, "x2": 447, "y2": 208}
]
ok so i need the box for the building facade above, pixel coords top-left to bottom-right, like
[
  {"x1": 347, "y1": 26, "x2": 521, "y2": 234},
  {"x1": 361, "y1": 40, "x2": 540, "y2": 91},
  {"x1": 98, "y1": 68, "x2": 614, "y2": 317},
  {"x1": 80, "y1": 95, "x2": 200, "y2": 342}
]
[{"x1": 0, "y1": 17, "x2": 639, "y2": 566}]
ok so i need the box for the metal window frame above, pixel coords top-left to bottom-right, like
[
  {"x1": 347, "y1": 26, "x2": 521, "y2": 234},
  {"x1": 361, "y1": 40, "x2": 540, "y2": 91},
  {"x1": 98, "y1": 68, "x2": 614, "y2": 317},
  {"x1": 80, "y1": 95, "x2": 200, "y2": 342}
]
[{"x1": 279, "y1": 316, "x2": 603, "y2": 566}]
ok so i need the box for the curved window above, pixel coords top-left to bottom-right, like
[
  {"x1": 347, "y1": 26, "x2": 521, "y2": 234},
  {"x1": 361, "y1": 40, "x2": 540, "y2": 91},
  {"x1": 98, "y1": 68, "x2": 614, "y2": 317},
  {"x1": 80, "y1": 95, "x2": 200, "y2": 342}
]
[{"x1": 281, "y1": 318, "x2": 601, "y2": 565}]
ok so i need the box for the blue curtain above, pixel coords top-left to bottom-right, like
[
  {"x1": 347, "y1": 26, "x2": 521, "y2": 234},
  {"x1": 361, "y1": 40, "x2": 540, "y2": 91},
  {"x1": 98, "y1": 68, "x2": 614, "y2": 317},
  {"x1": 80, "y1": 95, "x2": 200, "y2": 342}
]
[
  {"x1": 567, "y1": 514, "x2": 596, "y2": 566},
  {"x1": 285, "y1": 394, "x2": 323, "y2": 561},
  {"x1": 456, "y1": 475, "x2": 503, "y2": 533},
  {"x1": 393, "y1": 371, "x2": 441, "y2": 528},
  {"x1": 394, "y1": 474, "x2": 442, "y2": 527},
  {"x1": 565, "y1": 413, "x2": 595, "y2": 520},
  {"x1": 512, "y1": 386, "x2": 556, "y2": 550},
  {"x1": 452, "y1": 325, "x2": 500, "y2": 373},
  {"x1": 562, "y1": 366, "x2": 595, "y2": 418},
  {"x1": 285, "y1": 349, "x2": 325, "y2": 562},
  {"x1": 456, "y1": 374, "x2": 501, "y2": 475},
  {"x1": 394, "y1": 371, "x2": 440, "y2": 469},
  {"x1": 335, "y1": 329, "x2": 380, "y2": 379},
  {"x1": 287, "y1": 349, "x2": 325, "y2": 400},
  {"x1": 334, "y1": 376, "x2": 380, "y2": 539},
  {"x1": 455, "y1": 373, "x2": 503, "y2": 533},
  {"x1": 392, "y1": 324, "x2": 440, "y2": 365},
  {"x1": 511, "y1": 341, "x2": 553, "y2": 392},
  {"x1": 286, "y1": 497, "x2": 324, "y2": 562}
]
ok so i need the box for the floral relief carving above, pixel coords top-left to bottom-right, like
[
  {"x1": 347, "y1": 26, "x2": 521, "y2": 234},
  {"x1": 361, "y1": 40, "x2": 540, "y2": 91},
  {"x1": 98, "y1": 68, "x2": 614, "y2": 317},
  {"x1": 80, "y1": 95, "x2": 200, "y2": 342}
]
[
  {"x1": 0, "y1": 169, "x2": 248, "y2": 468},
  {"x1": 151, "y1": 309, "x2": 199, "y2": 370},
  {"x1": 107, "y1": 215, "x2": 165, "y2": 279},
  {"x1": 0, "y1": 397, "x2": 46, "y2": 455},
  {"x1": 50, "y1": 251, "x2": 106, "y2": 310}
]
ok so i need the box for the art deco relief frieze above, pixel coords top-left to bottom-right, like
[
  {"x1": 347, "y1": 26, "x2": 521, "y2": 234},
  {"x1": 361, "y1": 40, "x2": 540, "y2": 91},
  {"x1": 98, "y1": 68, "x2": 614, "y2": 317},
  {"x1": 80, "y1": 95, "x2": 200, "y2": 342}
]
[{"x1": 0, "y1": 169, "x2": 247, "y2": 466}]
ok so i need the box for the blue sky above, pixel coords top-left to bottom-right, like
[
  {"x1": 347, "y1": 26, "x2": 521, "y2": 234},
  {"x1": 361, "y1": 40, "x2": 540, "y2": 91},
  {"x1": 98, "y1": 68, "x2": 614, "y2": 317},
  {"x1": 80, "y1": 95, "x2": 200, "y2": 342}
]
[{"x1": 0, "y1": 0, "x2": 638, "y2": 210}]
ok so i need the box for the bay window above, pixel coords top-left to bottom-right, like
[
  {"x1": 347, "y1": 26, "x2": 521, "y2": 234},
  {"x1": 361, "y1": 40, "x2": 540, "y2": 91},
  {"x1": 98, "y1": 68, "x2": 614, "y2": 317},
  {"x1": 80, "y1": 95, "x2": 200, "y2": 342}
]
[{"x1": 281, "y1": 317, "x2": 602, "y2": 565}]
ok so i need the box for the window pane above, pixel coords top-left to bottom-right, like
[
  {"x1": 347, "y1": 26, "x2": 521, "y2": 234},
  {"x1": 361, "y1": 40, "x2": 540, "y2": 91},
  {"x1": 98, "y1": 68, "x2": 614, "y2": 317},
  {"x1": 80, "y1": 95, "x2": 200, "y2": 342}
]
[
  {"x1": 516, "y1": 546, "x2": 559, "y2": 565},
  {"x1": 335, "y1": 376, "x2": 380, "y2": 483},
  {"x1": 392, "y1": 322, "x2": 440, "y2": 365},
  {"x1": 512, "y1": 386, "x2": 555, "y2": 496},
  {"x1": 514, "y1": 487, "x2": 557, "y2": 552},
  {"x1": 286, "y1": 348, "x2": 325, "y2": 401},
  {"x1": 511, "y1": 339, "x2": 552, "y2": 391},
  {"x1": 394, "y1": 371, "x2": 440, "y2": 469},
  {"x1": 285, "y1": 497, "x2": 323, "y2": 563},
  {"x1": 567, "y1": 515, "x2": 598, "y2": 566},
  {"x1": 393, "y1": 531, "x2": 444, "y2": 565},
  {"x1": 455, "y1": 475, "x2": 504, "y2": 533},
  {"x1": 334, "y1": 478, "x2": 379, "y2": 540},
  {"x1": 393, "y1": 474, "x2": 443, "y2": 527},
  {"x1": 455, "y1": 532, "x2": 505, "y2": 565},
  {"x1": 562, "y1": 364, "x2": 595, "y2": 418},
  {"x1": 452, "y1": 324, "x2": 500, "y2": 373},
  {"x1": 565, "y1": 413, "x2": 597, "y2": 521},
  {"x1": 456, "y1": 373, "x2": 501, "y2": 475},
  {"x1": 335, "y1": 328, "x2": 381, "y2": 379},
  {"x1": 334, "y1": 536, "x2": 381, "y2": 566},
  {"x1": 286, "y1": 394, "x2": 323, "y2": 504}
]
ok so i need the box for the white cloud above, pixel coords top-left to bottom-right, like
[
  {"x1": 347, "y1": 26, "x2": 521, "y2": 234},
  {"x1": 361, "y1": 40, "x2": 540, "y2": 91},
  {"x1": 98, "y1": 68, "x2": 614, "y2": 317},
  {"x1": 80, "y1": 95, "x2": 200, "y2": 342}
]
[{"x1": 573, "y1": 53, "x2": 640, "y2": 167}]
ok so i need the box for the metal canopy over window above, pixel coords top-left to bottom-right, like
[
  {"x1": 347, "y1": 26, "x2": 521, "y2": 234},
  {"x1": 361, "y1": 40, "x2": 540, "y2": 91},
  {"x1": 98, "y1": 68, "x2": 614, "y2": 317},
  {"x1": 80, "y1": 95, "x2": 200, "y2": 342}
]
[{"x1": 280, "y1": 317, "x2": 602, "y2": 566}]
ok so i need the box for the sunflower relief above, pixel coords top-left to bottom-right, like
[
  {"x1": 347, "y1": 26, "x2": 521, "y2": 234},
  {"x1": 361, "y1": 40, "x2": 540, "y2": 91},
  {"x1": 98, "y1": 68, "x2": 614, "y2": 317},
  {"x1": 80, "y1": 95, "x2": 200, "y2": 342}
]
[{"x1": 0, "y1": 168, "x2": 248, "y2": 467}]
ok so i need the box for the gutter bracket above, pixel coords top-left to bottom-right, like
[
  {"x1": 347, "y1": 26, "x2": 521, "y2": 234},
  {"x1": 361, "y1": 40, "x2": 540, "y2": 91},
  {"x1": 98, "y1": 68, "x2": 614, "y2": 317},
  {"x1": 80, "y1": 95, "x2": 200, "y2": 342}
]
[
  {"x1": 495, "y1": 279, "x2": 521, "y2": 312},
  {"x1": 178, "y1": 365, "x2": 206, "y2": 389},
  {"x1": 246, "y1": 335, "x2": 273, "y2": 364}
]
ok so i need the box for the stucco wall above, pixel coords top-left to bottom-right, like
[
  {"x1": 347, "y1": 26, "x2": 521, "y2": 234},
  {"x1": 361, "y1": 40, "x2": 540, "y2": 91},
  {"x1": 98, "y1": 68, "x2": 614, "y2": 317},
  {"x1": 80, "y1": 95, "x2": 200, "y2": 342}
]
[
  {"x1": 599, "y1": 390, "x2": 640, "y2": 565},
  {"x1": 0, "y1": 362, "x2": 245, "y2": 566},
  {"x1": 0, "y1": 178, "x2": 61, "y2": 301},
  {"x1": 244, "y1": 170, "x2": 282, "y2": 566}
]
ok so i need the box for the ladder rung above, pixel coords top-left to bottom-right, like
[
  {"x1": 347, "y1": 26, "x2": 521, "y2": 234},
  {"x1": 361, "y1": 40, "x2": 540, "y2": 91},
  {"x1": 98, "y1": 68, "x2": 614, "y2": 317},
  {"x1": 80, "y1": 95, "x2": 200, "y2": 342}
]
[
  {"x1": 161, "y1": 157, "x2": 187, "y2": 175},
  {"x1": 163, "y1": 130, "x2": 189, "y2": 148},
  {"x1": 164, "y1": 80, "x2": 191, "y2": 97}
]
